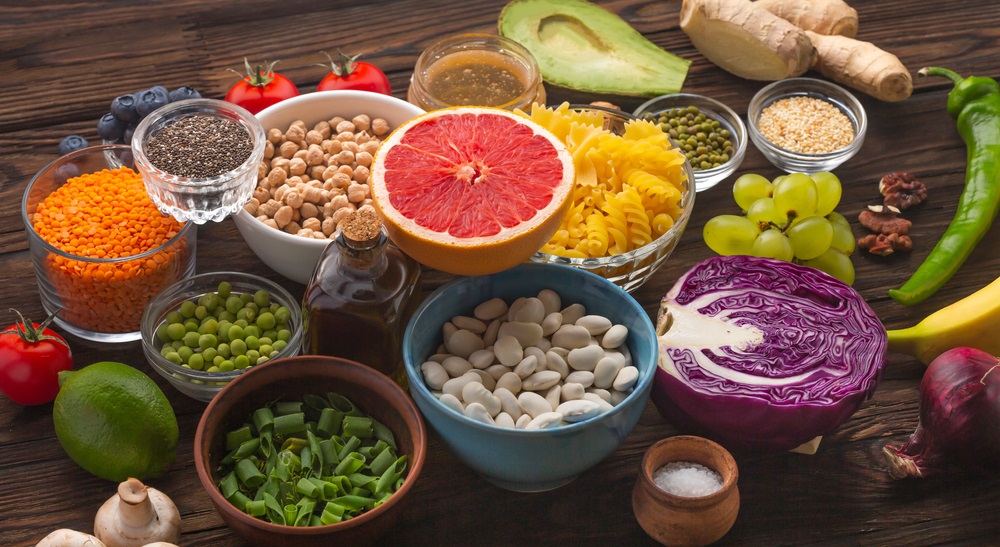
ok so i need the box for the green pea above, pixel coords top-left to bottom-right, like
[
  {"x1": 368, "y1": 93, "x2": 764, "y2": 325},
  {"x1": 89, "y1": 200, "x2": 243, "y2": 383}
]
[
  {"x1": 199, "y1": 318, "x2": 219, "y2": 335},
  {"x1": 234, "y1": 319, "x2": 249, "y2": 329},
  {"x1": 225, "y1": 296, "x2": 243, "y2": 315},
  {"x1": 246, "y1": 350, "x2": 261, "y2": 364},
  {"x1": 165, "y1": 352, "x2": 183, "y2": 365},
  {"x1": 245, "y1": 335, "x2": 260, "y2": 351},
  {"x1": 236, "y1": 307, "x2": 256, "y2": 322},
  {"x1": 179, "y1": 300, "x2": 197, "y2": 319},
  {"x1": 243, "y1": 325, "x2": 261, "y2": 339},
  {"x1": 188, "y1": 353, "x2": 205, "y2": 371},
  {"x1": 234, "y1": 355, "x2": 251, "y2": 369},
  {"x1": 202, "y1": 347, "x2": 218, "y2": 363},
  {"x1": 218, "y1": 343, "x2": 232, "y2": 359},
  {"x1": 254, "y1": 290, "x2": 270, "y2": 308},
  {"x1": 276, "y1": 329, "x2": 291, "y2": 343},
  {"x1": 213, "y1": 355, "x2": 225, "y2": 366},
  {"x1": 159, "y1": 346, "x2": 173, "y2": 358},
  {"x1": 230, "y1": 338, "x2": 248, "y2": 356},
  {"x1": 155, "y1": 323, "x2": 171, "y2": 344},
  {"x1": 258, "y1": 344, "x2": 274, "y2": 357},
  {"x1": 207, "y1": 365, "x2": 221, "y2": 373},
  {"x1": 182, "y1": 331, "x2": 200, "y2": 348},
  {"x1": 195, "y1": 305, "x2": 209, "y2": 320},
  {"x1": 170, "y1": 340, "x2": 184, "y2": 351},
  {"x1": 272, "y1": 339, "x2": 287, "y2": 353},
  {"x1": 228, "y1": 324, "x2": 244, "y2": 341},
  {"x1": 199, "y1": 333, "x2": 219, "y2": 351},
  {"x1": 274, "y1": 307, "x2": 291, "y2": 325},
  {"x1": 184, "y1": 319, "x2": 200, "y2": 332},
  {"x1": 166, "y1": 310, "x2": 184, "y2": 325},
  {"x1": 177, "y1": 346, "x2": 194, "y2": 363},
  {"x1": 240, "y1": 293, "x2": 254, "y2": 305},
  {"x1": 217, "y1": 282, "x2": 232, "y2": 299},
  {"x1": 166, "y1": 322, "x2": 187, "y2": 341},
  {"x1": 219, "y1": 360, "x2": 235, "y2": 372},
  {"x1": 218, "y1": 321, "x2": 233, "y2": 341}
]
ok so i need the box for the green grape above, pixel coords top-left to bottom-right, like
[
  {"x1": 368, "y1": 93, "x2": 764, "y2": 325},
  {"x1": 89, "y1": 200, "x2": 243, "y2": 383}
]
[
  {"x1": 826, "y1": 211, "x2": 850, "y2": 229},
  {"x1": 733, "y1": 174, "x2": 774, "y2": 211},
  {"x1": 830, "y1": 219, "x2": 856, "y2": 254},
  {"x1": 803, "y1": 248, "x2": 856, "y2": 285},
  {"x1": 703, "y1": 215, "x2": 760, "y2": 256},
  {"x1": 750, "y1": 229, "x2": 794, "y2": 261},
  {"x1": 746, "y1": 197, "x2": 788, "y2": 228},
  {"x1": 811, "y1": 171, "x2": 843, "y2": 216},
  {"x1": 772, "y1": 172, "x2": 818, "y2": 220},
  {"x1": 787, "y1": 215, "x2": 834, "y2": 260}
]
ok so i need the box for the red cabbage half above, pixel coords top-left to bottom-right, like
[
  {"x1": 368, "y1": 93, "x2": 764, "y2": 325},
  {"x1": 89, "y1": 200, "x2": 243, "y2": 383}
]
[{"x1": 652, "y1": 255, "x2": 887, "y2": 452}]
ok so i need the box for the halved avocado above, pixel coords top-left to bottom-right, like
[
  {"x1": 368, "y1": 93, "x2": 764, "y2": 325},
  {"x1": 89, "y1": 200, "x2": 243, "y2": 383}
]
[{"x1": 499, "y1": 0, "x2": 690, "y2": 97}]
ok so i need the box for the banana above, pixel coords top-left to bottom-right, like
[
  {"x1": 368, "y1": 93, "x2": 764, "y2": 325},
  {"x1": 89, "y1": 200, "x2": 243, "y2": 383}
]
[{"x1": 886, "y1": 275, "x2": 1000, "y2": 365}]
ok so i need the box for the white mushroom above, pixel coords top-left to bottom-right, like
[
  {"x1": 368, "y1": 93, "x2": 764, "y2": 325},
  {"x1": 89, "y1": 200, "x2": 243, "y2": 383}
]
[
  {"x1": 36, "y1": 529, "x2": 107, "y2": 547},
  {"x1": 93, "y1": 478, "x2": 181, "y2": 547}
]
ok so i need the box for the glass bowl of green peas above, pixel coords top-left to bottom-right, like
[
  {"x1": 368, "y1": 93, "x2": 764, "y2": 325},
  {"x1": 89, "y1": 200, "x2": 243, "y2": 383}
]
[
  {"x1": 634, "y1": 93, "x2": 747, "y2": 193},
  {"x1": 141, "y1": 271, "x2": 303, "y2": 402}
]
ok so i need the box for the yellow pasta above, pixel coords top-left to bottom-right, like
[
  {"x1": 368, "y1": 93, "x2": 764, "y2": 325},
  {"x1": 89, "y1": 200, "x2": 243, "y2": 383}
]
[{"x1": 519, "y1": 102, "x2": 689, "y2": 258}]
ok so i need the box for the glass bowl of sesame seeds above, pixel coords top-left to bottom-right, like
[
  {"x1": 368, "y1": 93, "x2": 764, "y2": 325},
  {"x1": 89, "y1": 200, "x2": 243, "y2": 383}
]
[
  {"x1": 132, "y1": 98, "x2": 266, "y2": 224},
  {"x1": 747, "y1": 78, "x2": 867, "y2": 174}
]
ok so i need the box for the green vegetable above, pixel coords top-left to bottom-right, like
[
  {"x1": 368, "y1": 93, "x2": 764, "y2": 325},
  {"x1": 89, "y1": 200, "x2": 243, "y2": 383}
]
[
  {"x1": 216, "y1": 392, "x2": 408, "y2": 526},
  {"x1": 890, "y1": 67, "x2": 1000, "y2": 305},
  {"x1": 643, "y1": 106, "x2": 734, "y2": 171}
]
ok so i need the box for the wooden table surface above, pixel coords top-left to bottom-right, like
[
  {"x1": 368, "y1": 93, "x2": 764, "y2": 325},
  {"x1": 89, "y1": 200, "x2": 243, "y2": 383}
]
[{"x1": 3, "y1": 1, "x2": 999, "y2": 545}]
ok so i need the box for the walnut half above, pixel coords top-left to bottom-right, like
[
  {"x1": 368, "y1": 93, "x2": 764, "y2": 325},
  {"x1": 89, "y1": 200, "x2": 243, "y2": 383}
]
[
  {"x1": 858, "y1": 233, "x2": 913, "y2": 256},
  {"x1": 858, "y1": 205, "x2": 912, "y2": 235},
  {"x1": 880, "y1": 172, "x2": 928, "y2": 210}
]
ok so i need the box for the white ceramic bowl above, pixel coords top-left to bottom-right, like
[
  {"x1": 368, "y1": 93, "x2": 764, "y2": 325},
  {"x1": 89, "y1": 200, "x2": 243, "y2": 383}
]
[{"x1": 232, "y1": 91, "x2": 425, "y2": 284}]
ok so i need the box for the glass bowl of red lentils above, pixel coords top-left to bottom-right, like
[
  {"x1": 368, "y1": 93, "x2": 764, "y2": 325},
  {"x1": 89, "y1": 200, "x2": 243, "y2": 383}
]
[
  {"x1": 21, "y1": 144, "x2": 197, "y2": 343},
  {"x1": 132, "y1": 98, "x2": 266, "y2": 224},
  {"x1": 747, "y1": 78, "x2": 867, "y2": 174},
  {"x1": 634, "y1": 93, "x2": 747, "y2": 193}
]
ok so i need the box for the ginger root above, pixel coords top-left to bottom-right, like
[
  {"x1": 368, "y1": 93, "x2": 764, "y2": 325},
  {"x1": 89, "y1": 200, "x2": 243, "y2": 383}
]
[
  {"x1": 807, "y1": 31, "x2": 913, "y2": 102},
  {"x1": 679, "y1": 0, "x2": 815, "y2": 81},
  {"x1": 755, "y1": 0, "x2": 858, "y2": 37}
]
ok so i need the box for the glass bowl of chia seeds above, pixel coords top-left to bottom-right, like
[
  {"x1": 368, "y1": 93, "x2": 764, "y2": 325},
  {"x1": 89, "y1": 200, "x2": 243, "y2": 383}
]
[
  {"x1": 132, "y1": 98, "x2": 266, "y2": 224},
  {"x1": 747, "y1": 78, "x2": 867, "y2": 174},
  {"x1": 634, "y1": 93, "x2": 747, "y2": 193}
]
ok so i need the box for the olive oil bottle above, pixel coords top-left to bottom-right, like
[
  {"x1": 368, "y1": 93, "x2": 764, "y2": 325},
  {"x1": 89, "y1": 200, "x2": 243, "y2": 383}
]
[{"x1": 302, "y1": 210, "x2": 421, "y2": 388}]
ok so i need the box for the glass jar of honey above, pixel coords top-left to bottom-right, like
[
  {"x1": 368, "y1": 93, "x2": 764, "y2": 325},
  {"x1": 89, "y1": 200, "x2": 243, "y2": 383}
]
[{"x1": 408, "y1": 33, "x2": 546, "y2": 112}]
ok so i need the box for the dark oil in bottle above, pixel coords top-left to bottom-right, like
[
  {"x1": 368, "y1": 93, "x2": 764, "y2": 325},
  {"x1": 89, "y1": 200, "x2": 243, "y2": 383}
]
[{"x1": 302, "y1": 210, "x2": 421, "y2": 388}]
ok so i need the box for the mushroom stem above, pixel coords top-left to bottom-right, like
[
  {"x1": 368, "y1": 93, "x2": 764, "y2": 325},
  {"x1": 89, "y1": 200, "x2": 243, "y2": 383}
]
[
  {"x1": 116, "y1": 479, "x2": 156, "y2": 530},
  {"x1": 94, "y1": 478, "x2": 181, "y2": 547}
]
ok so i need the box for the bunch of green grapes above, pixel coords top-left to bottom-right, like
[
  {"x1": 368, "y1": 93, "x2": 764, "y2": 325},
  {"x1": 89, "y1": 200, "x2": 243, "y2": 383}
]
[{"x1": 703, "y1": 172, "x2": 856, "y2": 284}]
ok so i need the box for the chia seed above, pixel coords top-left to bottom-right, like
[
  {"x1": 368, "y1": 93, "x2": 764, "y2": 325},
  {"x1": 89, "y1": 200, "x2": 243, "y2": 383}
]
[{"x1": 145, "y1": 114, "x2": 253, "y2": 178}]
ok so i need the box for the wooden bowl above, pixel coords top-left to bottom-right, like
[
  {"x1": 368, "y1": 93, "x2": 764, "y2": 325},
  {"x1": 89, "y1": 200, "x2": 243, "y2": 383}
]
[
  {"x1": 194, "y1": 355, "x2": 427, "y2": 547},
  {"x1": 632, "y1": 435, "x2": 739, "y2": 546}
]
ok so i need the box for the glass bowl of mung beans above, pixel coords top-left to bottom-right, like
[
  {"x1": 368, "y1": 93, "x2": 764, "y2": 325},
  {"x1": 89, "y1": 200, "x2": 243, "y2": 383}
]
[
  {"x1": 634, "y1": 93, "x2": 747, "y2": 193},
  {"x1": 141, "y1": 271, "x2": 302, "y2": 402},
  {"x1": 747, "y1": 78, "x2": 867, "y2": 174},
  {"x1": 132, "y1": 98, "x2": 266, "y2": 225},
  {"x1": 21, "y1": 144, "x2": 196, "y2": 343}
]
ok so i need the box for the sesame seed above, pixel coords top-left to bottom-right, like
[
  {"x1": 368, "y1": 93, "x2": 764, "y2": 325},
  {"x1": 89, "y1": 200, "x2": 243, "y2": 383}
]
[{"x1": 757, "y1": 96, "x2": 855, "y2": 154}]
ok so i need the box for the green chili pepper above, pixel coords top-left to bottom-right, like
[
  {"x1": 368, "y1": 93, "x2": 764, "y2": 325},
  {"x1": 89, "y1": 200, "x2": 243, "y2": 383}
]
[{"x1": 889, "y1": 67, "x2": 1000, "y2": 305}]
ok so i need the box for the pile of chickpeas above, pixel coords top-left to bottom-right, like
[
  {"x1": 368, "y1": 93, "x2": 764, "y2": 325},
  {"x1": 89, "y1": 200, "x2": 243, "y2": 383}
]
[{"x1": 245, "y1": 114, "x2": 392, "y2": 239}]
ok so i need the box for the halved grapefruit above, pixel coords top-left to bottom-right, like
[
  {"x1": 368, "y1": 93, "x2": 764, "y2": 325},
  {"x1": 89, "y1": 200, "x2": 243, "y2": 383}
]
[{"x1": 370, "y1": 106, "x2": 575, "y2": 276}]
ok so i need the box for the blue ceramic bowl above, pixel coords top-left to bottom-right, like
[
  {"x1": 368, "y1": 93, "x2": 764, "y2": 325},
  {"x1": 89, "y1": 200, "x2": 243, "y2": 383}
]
[{"x1": 403, "y1": 263, "x2": 658, "y2": 492}]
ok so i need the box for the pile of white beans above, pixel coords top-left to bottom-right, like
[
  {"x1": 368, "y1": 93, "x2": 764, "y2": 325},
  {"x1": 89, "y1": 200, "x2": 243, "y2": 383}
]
[{"x1": 419, "y1": 289, "x2": 638, "y2": 430}]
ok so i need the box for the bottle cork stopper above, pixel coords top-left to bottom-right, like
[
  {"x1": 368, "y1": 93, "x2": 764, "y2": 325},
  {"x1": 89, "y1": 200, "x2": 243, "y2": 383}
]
[{"x1": 340, "y1": 210, "x2": 383, "y2": 248}]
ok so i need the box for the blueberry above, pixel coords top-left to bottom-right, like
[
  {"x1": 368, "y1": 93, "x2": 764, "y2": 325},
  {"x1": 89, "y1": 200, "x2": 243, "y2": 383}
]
[
  {"x1": 123, "y1": 124, "x2": 136, "y2": 145},
  {"x1": 135, "y1": 87, "x2": 169, "y2": 118},
  {"x1": 168, "y1": 86, "x2": 201, "y2": 102},
  {"x1": 97, "y1": 112, "x2": 127, "y2": 142},
  {"x1": 54, "y1": 163, "x2": 82, "y2": 184},
  {"x1": 58, "y1": 135, "x2": 90, "y2": 155},
  {"x1": 110, "y1": 93, "x2": 139, "y2": 123}
]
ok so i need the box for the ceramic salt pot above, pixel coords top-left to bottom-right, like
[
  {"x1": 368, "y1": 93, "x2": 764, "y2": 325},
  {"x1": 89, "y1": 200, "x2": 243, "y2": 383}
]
[{"x1": 632, "y1": 435, "x2": 740, "y2": 546}]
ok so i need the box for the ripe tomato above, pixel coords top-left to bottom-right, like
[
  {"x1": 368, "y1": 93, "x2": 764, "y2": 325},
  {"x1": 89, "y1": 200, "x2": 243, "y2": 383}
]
[
  {"x1": 225, "y1": 59, "x2": 300, "y2": 114},
  {"x1": 0, "y1": 310, "x2": 73, "y2": 406},
  {"x1": 317, "y1": 51, "x2": 391, "y2": 95}
]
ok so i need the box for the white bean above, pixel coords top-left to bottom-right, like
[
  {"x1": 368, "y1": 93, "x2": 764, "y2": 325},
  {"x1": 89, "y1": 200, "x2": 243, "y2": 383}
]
[
  {"x1": 561, "y1": 382, "x2": 585, "y2": 401},
  {"x1": 420, "y1": 361, "x2": 449, "y2": 390},
  {"x1": 468, "y1": 348, "x2": 495, "y2": 369},
  {"x1": 613, "y1": 365, "x2": 639, "y2": 391},
  {"x1": 485, "y1": 364, "x2": 510, "y2": 381},
  {"x1": 506, "y1": 297, "x2": 528, "y2": 322},
  {"x1": 556, "y1": 399, "x2": 601, "y2": 423},
  {"x1": 496, "y1": 371, "x2": 522, "y2": 394},
  {"x1": 483, "y1": 318, "x2": 502, "y2": 347},
  {"x1": 593, "y1": 357, "x2": 625, "y2": 389},
  {"x1": 565, "y1": 370, "x2": 595, "y2": 388},
  {"x1": 545, "y1": 350, "x2": 569, "y2": 379},
  {"x1": 560, "y1": 303, "x2": 587, "y2": 325},
  {"x1": 602, "y1": 350, "x2": 627, "y2": 368},
  {"x1": 513, "y1": 297, "x2": 546, "y2": 324},
  {"x1": 442, "y1": 373, "x2": 479, "y2": 399},
  {"x1": 517, "y1": 391, "x2": 551, "y2": 418},
  {"x1": 576, "y1": 314, "x2": 612, "y2": 335},
  {"x1": 452, "y1": 315, "x2": 487, "y2": 334},
  {"x1": 494, "y1": 387, "x2": 522, "y2": 419},
  {"x1": 441, "y1": 355, "x2": 473, "y2": 378},
  {"x1": 541, "y1": 312, "x2": 563, "y2": 336},
  {"x1": 445, "y1": 329, "x2": 484, "y2": 358},
  {"x1": 441, "y1": 321, "x2": 458, "y2": 341},
  {"x1": 551, "y1": 324, "x2": 592, "y2": 350},
  {"x1": 523, "y1": 346, "x2": 547, "y2": 370},
  {"x1": 474, "y1": 297, "x2": 508, "y2": 321},
  {"x1": 586, "y1": 387, "x2": 611, "y2": 402},
  {"x1": 567, "y1": 344, "x2": 604, "y2": 371},
  {"x1": 493, "y1": 335, "x2": 523, "y2": 367},
  {"x1": 494, "y1": 412, "x2": 516, "y2": 429},
  {"x1": 601, "y1": 324, "x2": 629, "y2": 349},
  {"x1": 534, "y1": 337, "x2": 552, "y2": 352},
  {"x1": 437, "y1": 393, "x2": 465, "y2": 414},
  {"x1": 497, "y1": 321, "x2": 543, "y2": 347},
  {"x1": 464, "y1": 402, "x2": 495, "y2": 425},
  {"x1": 467, "y1": 369, "x2": 497, "y2": 391},
  {"x1": 513, "y1": 355, "x2": 538, "y2": 379},
  {"x1": 522, "y1": 370, "x2": 561, "y2": 392},
  {"x1": 582, "y1": 392, "x2": 615, "y2": 412},
  {"x1": 525, "y1": 411, "x2": 564, "y2": 430},
  {"x1": 427, "y1": 353, "x2": 450, "y2": 363},
  {"x1": 536, "y1": 289, "x2": 561, "y2": 315},
  {"x1": 462, "y1": 382, "x2": 501, "y2": 416},
  {"x1": 609, "y1": 389, "x2": 630, "y2": 406},
  {"x1": 515, "y1": 414, "x2": 532, "y2": 429},
  {"x1": 544, "y1": 384, "x2": 561, "y2": 410}
]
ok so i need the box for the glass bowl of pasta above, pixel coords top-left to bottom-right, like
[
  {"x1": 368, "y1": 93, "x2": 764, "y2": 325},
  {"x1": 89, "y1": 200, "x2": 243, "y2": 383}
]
[
  {"x1": 634, "y1": 93, "x2": 747, "y2": 193},
  {"x1": 525, "y1": 104, "x2": 695, "y2": 293}
]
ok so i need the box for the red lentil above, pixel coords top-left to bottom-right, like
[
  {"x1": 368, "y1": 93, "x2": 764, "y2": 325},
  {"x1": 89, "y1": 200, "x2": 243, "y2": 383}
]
[
  {"x1": 757, "y1": 96, "x2": 855, "y2": 154},
  {"x1": 32, "y1": 166, "x2": 190, "y2": 333}
]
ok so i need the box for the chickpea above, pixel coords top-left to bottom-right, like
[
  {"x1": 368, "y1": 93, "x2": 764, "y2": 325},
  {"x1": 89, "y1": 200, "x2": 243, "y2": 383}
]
[
  {"x1": 302, "y1": 185, "x2": 324, "y2": 204},
  {"x1": 355, "y1": 151, "x2": 373, "y2": 167},
  {"x1": 253, "y1": 187, "x2": 270, "y2": 203},
  {"x1": 336, "y1": 120, "x2": 356, "y2": 134},
  {"x1": 293, "y1": 149, "x2": 308, "y2": 161},
  {"x1": 262, "y1": 218, "x2": 279, "y2": 230},
  {"x1": 361, "y1": 140, "x2": 380, "y2": 155},
  {"x1": 342, "y1": 140, "x2": 360, "y2": 154},
  {"x1": 301, "y1": 217, "x2": 321, "y2": 232},
  {"x1": 329, "y1": 116, "x2": 346, "y2": 128},
  {"x1": 321, "y1": 165, "x2": 340, "y2": 181},
  {"x1": 244, "y1": 198, "x2": 259, "y2": 215},
  {"x1": 347, "y1": 182, "x2": 367, "y2": 203},
  {"x1": 283, "y1": 220, "x2": 302, "y2": 235},
  {"x1": 353, "y1": 166, "x2": 370, "y2": 183},
  {"x1": 306, "y1": 144, "x2": 325, "y2": 166},
  {"x1": 334, "y1": 150, "x2": 355, "y2": 165},
  {"x1": 337, "y1": 165, "x2": 355, "y2": 178},
  {"x1": 274, "y1": 205, "x2": 293, "y2": 229},
  {"x1": 336, "y1": 130, "x2": 356, "y2": 142},
  {"x1": 267, "y1": 168, "x2": 287, "y2": 187},
  {"x1": 330, "y1": 205, "x2": 355, "y2": 226},
  {"x1": 352, "y1": 114, "x2": 371, "y2": 132},
  {"x1": 358, "y1": 203, "x2": 376, "y2": 214},
  {"x1": 305, "y1": 130, "x2": 324, "y2": 146},
  {"x1": 309, "y1": 165, "x2": 326, "y2": 181},
  {"x1": 285, "y1": 124, "x2": 306, "y2": 144},
  {"x1": 267, "y1": 128, "x2": 283, "y2": 144},
  {"x1": 264, "y1": 140, "x2": 275, "y2": 160},
  {"x1": 288, "y1": 157, "x2": 308, "y2": 176},
  {"x1": 371, "y1": 118, "x2": 391, "y2": 136},
  {"x1": 271, "y1": 157, "x2": 290, "y2": 172},
  {"x1": 285, "y1": 190, "x2": 304, "y2": 208},
  {"x1": 329, "y1": 194, "x2": 350, "y2": 211},
  {"x1": 257, "y1": 161, "x2": 268, "y2": 181},
  {"x1": 322, "y1": 217, "x2": 337, "y2": 236},
  {"x1": 259, "y1": 199, "x2": 281, "y2": 217},
  {"x1": 313, "y1": 120, "x2": 332, "y2": 139}
]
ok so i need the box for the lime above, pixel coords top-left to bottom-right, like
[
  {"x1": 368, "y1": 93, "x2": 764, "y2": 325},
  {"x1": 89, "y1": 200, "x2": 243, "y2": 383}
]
[{"x1": 53, "y1": 361, "x2": 178, "y2": 482}]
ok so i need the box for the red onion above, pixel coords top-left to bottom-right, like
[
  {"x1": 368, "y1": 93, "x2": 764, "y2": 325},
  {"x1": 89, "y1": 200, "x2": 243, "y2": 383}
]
[{"x1": 883, "y1": 347, "x2": 1000, "y2": 479}]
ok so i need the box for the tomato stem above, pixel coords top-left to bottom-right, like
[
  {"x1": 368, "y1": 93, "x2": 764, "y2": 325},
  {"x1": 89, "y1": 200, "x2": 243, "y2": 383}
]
[
  {"x1": 227, "y1": 58, "x2": 279, "y2": 88},
  {"x1": 3, "y1": 308, "x2": 71, "y2": 350},
  {"x1": 319, "y1": 50, "x2": 361, "y2": 77}
]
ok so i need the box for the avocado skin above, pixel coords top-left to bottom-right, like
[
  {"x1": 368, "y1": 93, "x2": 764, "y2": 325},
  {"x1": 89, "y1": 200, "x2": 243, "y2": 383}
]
[{"x1": 499, "y1": 0, "x2": 690, "y2": 97}]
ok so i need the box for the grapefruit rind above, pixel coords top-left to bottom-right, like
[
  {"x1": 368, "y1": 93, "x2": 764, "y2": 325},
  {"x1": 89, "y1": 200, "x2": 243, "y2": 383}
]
[{"x1": 371, "y1": 107, "x2": 575, "y2": 276}]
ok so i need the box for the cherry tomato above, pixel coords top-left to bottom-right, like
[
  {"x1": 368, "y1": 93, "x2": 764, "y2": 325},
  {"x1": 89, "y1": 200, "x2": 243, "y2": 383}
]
[
  {"x1": 225, "y1": 59, "x2": 300, "y2": 114},
  {"x1": 0, "y1": 310, "x2": 73, "y2": 406},
  {"x1": 317, "y1": 51, "x2": 391, "y2": 95}
]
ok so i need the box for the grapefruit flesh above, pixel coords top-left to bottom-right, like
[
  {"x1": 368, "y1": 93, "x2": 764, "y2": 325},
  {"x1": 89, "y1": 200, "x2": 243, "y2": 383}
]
[{"x1": 371, "y1": 107, "x2": 574, "y2": 276}]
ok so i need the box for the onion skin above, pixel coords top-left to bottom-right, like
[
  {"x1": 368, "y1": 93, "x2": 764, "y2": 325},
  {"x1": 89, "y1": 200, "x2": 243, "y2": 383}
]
[{"x1": 883, "y1": 347, "x2": 1000, "y2": 479}]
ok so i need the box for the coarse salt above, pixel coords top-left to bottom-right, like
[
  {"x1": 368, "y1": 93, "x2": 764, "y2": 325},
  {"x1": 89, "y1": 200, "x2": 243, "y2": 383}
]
[{"x1": 652, "y1": 461, "x2": 724, "y2": 497}]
